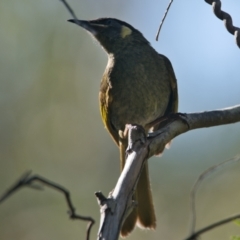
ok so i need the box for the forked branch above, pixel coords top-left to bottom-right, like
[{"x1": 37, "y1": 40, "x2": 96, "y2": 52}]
[
  {"x1": 98, "y1": 105, "x2": 240, "y2": 239},
  {"x1": 0, "y1": 171, "x2": 95, "y2": 240}
]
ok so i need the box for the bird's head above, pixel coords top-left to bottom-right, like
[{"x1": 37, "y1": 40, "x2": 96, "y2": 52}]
[{"x1": 68, "y1": 18, "x2": 149, "y2": 54}]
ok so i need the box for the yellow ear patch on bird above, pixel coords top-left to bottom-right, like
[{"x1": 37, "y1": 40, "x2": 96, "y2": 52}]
[{"x1": 121, "y1": 26, "x2": 132, "y2": 38}]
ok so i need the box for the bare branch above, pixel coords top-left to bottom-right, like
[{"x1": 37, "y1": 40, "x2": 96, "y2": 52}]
[
  {"x1": 98, "y1": 105, "x2": 240, "y2": 239},
  {"x1": 184, "y1": 213, "x2": 240, "y2": 240},
  {"x1": 1, "y1": 104, "x2": 239, "y2": 240},
  {"x1": 97, "y1": 125, "x2": 148, "y2": 240},
  {"x1": 148, "y1": 105, "x2": 240, "y2": 157},
  {"x1": 156, "y1": 0, "x2": 174, "y2": 41},
  {"x1": 1, "y1": 105, "x2": 239, "y2": 239},
  {"x1": 0, "y1": 172, "x2": 95, "y2": 240},
  {"x1": 59, "y1": 0, "x2": 78, "y2": 21},
  {"x1": 205, "y1": 0, "x2": 240, "y2": 48},
  {"x1": 189, "y1": 155, "x2": 240, "y2": 235}
]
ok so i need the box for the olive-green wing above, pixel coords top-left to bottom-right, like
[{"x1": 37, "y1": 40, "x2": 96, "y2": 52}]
[
  {"x1": 99, "y1": 87, "x2": 120, "y2": 147},
  {"x1": 159, "y1": 54, "x2": 178, "y2": 114},
  {"x1": 149, "y1": 54, "x2": 178, "y2": 132},
  {"x1": 99, "y1": 79, "x2": 128, "y2": 171}
]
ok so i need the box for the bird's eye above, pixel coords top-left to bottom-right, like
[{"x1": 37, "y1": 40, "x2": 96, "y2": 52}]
[{"x1": 105, "y1": 19, "x2": 115, "y2": 26}]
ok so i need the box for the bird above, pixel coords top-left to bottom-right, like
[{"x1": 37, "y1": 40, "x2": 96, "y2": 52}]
[{"x1": 68, "y1": 17, "x2": 178, "y2": 237}]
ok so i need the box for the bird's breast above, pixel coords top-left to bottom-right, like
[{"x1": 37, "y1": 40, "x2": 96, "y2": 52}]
[{"x1": 100, "y1": 52, "x2": 171, "y2": 132}]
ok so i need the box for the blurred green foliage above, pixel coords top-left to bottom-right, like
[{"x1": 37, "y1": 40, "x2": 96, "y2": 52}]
[
  {"x1": 0, "y1": 1, "x2": 240, "y2": 240},
  {"x1": 231, "y1": 236, "x2": 240, "y2": 240}
]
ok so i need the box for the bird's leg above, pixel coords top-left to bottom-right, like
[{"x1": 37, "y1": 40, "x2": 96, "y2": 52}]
[{"x1": 146, "y1": 112, "x2": 189, "y2": 130}]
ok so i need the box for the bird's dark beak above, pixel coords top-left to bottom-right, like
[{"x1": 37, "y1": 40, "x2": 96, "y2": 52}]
[{"x1": 68, "y1": 19, "x2": 98, "y2": 36}]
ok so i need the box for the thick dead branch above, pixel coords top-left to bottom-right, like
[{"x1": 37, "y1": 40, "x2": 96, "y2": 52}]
[
  {"x1": 148, "y1": 105, "x2": 240, "y2": 157},
  {"x1": 1, "y1": 105, "x2": 239, "y2": 240},
  {"x1": 98, "y1": 105, "x2": 240, "y2": 239},
  {"x1": 96, "y1": 125, "x2": 148, "y2": 240}
]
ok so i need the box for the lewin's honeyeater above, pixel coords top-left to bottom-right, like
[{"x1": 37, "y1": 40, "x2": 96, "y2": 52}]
[{"x1": 68, "y1": 18, "x2": 178, "y2": 237}]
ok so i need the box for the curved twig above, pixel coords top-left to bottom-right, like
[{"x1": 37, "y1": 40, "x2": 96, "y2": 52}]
[
  {"x1": 189, "y1": 155, "x2": 240, "y2": 234},
  {"x1": 59, "y1": 0, "x2": 78, "y2": 21},
  {"x1": 0, "y1": 172, "x2": 95, "y2": 240},
  {"x1": 185, "y1": 213, "x2": 240, "y2": 240},
  {"x1": 156, "y1": 0, "x2": 174, "y2": 41},
  {"x1": 205, "y1": 0, "x2": 240, "y2": 48}
]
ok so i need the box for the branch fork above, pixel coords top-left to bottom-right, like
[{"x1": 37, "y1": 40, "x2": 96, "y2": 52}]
[{"x1": 97, "y1": 105, "x2": 240, "y2": 239}]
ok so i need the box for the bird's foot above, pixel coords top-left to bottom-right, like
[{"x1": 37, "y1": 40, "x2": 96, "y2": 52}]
[{"x1": 146, "y1": 112, "x2": 189, "y2": 130}]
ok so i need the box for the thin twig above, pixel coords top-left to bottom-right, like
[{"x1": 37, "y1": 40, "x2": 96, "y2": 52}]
[
  {"x1": 204, "y1": 0, "x2": 240, "y2": 48},
  {"x1": 189, "y1": 155, "x2": 240, "y2": 234},
  {"x1": 59, "y1": 0, "x2": 78, "y2": 21},
  {"x1": 185, "y1": 213, "x2": 240, "y2": 240},
  {"x1": 156, "y1": 0, "x2": 174, "y2": 41},
  {"x1": 0, "y1": 171, "x2": 95, "y2": 240}
]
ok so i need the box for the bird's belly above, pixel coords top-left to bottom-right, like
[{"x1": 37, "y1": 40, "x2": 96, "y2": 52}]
[
  {"x1": 104, "y1": 56, "x2": 172, "y2": 132},
  {"x1": 110, "y1": 90, "x2": 169, "y2": 131}
]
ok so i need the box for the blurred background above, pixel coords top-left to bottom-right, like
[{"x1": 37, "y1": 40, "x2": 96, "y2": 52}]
[{"x1": 0, "y1": 0, "x2": 240, "y2": 239}]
